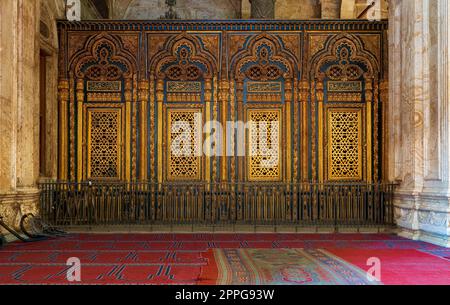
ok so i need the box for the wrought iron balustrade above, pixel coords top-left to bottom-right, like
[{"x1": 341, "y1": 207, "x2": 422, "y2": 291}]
[{"x1": 38, "y1": 181, "x2": 396, "y2": 227}]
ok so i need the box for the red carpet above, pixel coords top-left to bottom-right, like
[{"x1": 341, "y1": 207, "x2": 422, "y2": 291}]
[
  {"x1": 327, "y1": 248, "x2": 450, "y2": 285},
  {"x1": 0, "y1": 233, "x2": 448, "y2": 285}
]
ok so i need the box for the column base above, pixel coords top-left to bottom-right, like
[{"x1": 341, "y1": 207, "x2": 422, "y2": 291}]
[
  {"x1": 0, "y1": 187, "x2": 40, "y2": 232},
  {"x1": 398, "y1": 227, "x2": 450, "y2": 248},
  {"x1": 395, "y1": 192, "x2": 450, "y2": 248}
]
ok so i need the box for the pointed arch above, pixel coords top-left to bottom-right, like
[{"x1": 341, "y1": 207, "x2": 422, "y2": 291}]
[
  {"x1": 70, "y1": 33, "x2": 137, "y2": 80},
  {"x1": 309, "y1": 34, "x2": 379, "y2": 80},
  {"x1": 231, "y1": 33, "x2": 297, "y2": 81},
  {"x1": 149, "y1": 33, "x2": 217, "y2": 80}
]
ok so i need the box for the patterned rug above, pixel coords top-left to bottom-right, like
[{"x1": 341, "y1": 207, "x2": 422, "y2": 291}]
[
  {"x1": 209, "y1": 248, "x2": 378, "y2": 285},
  {"x1": 0, "y1": 234, "x2": 449, "y2": 284}
]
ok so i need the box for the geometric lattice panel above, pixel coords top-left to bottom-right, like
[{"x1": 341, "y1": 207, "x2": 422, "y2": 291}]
[
  {"x1": 167, "y1": 109, "x2": 202, "y2": 181},
  {"x1": 88, "y1": 110, "x2": 121, "y2": 179},
  {"x1": 247, "y1": 109, "x2": 281, "y2": 181},
  {"x1": 327, "y1": 109, "x2": 362, "y2": 180}
]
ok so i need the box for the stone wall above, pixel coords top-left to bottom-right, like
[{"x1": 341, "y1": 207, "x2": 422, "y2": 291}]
[
  {"x1": 40, "y1": 0, "x2": 64, "y2": 180},
  {"x1": 0, "y1": 0, "x2": 42, "y2": 231},
  {"x1": 244, "y1": 0, "x2": 387, "y2": 20},
  {"x1": 113, "y1": 0, "x2": 322, "y2": 20},
  {"x1": 277, "y1": 0, "x2": 321, "y2": 19},
  {"x1": 388, "y1": 0, "x2": 450, "y2": 247},
  {"x1": 321, "y1": 0, "x2": 342, "y2": 18},
  {"x1": 340, "y1": 0, "x2": 356, "y2": 18},
  {"x1": 82, "y1": 0, "x2": 106, "y2": 19},
  {"x1": 354, "y1": 0, "x2": 388, "y2": 19},
  {"x1": 114, "y1": 0, "x2": 241, "y2": 20},
  {"x1": 0, "y1": 0, "x2": 65, "y2": 234},
  {"x1": 109, "y1": 0, "x2": 385, "y2": 20},
  {"x1": 242, "y1": 0, "x2": 321, "y2": 19}
]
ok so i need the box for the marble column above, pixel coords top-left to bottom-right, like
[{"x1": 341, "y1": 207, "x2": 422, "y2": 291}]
[
  {"x1": 0, "y1": 0, "x2": 40, "y2": 231},
  {"x1": 40, "y1": 1, "x2": 65, "y2": 180},
  {"x1": 250, "y1": 0, "x2": 276, "y2": 19},
  {"x1": 321, "y1": 0, "x2": 341, "y2": 19},
  {"x1": 388, "y1": 0, "x2": 450, "y2": 247}
]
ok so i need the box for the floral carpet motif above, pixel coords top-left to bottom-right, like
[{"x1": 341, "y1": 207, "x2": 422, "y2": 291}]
[{"x1": 212, "y1": 248, "x2": 378, "y2": 285}]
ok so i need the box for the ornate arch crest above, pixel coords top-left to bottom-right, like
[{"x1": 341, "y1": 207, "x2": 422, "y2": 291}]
[
  {"x1": 149, "y1": 33, "x2": 217, "y2": 80},
  {"x1": 310, "y1": 34, "x2": 379, "y2": 80},
  {"x1": 231, "y1": 33, "x2": 296, "y2": 81},
  {"x1": 70, "y1": 33, "x2": 136, "y2": 80}
]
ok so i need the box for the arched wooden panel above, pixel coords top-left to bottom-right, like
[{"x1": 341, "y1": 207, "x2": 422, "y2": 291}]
[
  {"x1": 58, "y1": 20, "x2": 387, "y2": 184},
  {"x1": 149, "y1": 33, "x2": 218, "y2": 182},
  {"x1": 68, "y1": 33, "x2": 138, "y2": 181}
]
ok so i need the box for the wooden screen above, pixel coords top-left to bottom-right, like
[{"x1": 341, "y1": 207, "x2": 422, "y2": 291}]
[{"x1": 57, "y1": 20, "x2": 388, "y2": 183}]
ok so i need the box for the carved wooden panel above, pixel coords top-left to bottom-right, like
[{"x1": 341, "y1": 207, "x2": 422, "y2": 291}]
[
  {"x1": 247, "y1": 109, "x2": 282, "y2": 181},
  {"x1": 166, "y1": 109, "x2": 202, "y2": 181},
  {"x1": 87, "y1": 109, "x2": 122, "y2": 180},
  {"x1": 327, "y1": 109, "x2": 362, "y2": 181},
  {"x1": 58, "y1": 20, "x2": 387, "y2": 183}
]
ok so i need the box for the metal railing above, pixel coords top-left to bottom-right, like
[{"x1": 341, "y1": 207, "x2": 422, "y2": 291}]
[{"x1": 38, "y1": 181, "x2": 396, "y2": 227}]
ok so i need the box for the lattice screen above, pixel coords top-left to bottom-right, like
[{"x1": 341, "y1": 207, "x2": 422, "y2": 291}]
[
  {"x1": 247, "y1": 109, "x2": 281, "y2": 181},
  {"x1": 88, "y1": 110, "x2": 121, "y2": 179},
  {"x1": 327, "y1": 109, "x2": 362, "y2": 180},
  {"x1": 167, "y1": 110, "x2": 202, "y2": 180}
]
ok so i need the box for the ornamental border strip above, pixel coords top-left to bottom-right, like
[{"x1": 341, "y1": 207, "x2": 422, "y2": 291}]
[{"x1": 57, "y1": 19, "x2": 388, "y2": 32}]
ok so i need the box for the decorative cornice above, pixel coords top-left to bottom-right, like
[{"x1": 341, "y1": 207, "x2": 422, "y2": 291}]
[{"x1": 57, "y1": 19, "x2": 388, "y2": 32}]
